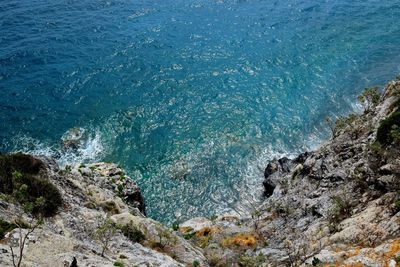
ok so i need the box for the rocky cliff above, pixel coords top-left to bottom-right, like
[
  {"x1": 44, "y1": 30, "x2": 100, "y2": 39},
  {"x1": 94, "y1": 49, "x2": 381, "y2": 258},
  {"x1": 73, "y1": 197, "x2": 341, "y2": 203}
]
[{"x1": 0, "y1": 79, "x2": 400, "y2": 267}]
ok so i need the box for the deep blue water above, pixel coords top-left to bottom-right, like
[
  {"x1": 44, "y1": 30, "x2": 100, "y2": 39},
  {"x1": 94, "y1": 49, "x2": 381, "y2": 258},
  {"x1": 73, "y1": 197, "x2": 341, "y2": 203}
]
[{"x1": 1, "y1": 0, "x2": 400, "y2": 223}]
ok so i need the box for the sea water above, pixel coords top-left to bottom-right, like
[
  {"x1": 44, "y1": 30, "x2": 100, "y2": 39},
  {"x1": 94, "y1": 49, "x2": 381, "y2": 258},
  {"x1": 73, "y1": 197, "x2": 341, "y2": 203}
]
[{"x1": 1, "y1": 0, "x2": 400, "y2": 223}]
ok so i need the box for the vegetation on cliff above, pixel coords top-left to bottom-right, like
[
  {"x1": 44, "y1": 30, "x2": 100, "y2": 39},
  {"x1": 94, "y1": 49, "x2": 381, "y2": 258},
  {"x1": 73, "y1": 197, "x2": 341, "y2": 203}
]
[{"x1": 0, "y1": 153, "x2": 62, "y2": 217}]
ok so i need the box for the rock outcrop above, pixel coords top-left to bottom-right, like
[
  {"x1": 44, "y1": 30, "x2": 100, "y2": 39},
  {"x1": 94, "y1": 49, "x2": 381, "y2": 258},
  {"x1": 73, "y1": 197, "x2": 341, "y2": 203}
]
[
  {"x1": 176, "y1": 80, "x2": 400, "y2": 266},
  {"x1": 0, "y1": 79, "x2": 400, "y2": 267},
  {"x1": 0, "y1": 159, "x2": 206, "y2": 267}
]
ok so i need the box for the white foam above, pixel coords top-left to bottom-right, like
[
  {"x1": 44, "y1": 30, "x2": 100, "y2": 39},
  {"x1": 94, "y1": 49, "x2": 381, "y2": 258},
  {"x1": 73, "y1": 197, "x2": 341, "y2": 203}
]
[
  {"x1": 58, "y1": 130, "x2": 105, "y2": 166},
  {"x1": 8, "y1": 129, "x2": 105, "y2": 167}
]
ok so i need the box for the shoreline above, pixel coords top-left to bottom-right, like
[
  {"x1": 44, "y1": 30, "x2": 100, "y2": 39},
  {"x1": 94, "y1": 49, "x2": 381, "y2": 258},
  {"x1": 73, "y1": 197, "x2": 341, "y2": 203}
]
[{"x1": 1, "y1": 78, "x2": 399, "y2": 266}]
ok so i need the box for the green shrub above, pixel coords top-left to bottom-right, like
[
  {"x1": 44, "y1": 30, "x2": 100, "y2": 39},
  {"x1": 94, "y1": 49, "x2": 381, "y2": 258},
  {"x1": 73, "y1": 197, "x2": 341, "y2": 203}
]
[
  {"x1": 390, "y1": 125, "x2": 400, "y2": 143},
  {"x1": 113, "y1": 261, "x2": 124, "y2": 267},
  {"x1": 273, "y1": 202, "x2": 290, "y2": 217},
  {"x1": 328, "y1": 196, "x2": 352, "y2": 233},
  {"x1": 0, "y1": 154, "x2": 62, "y2": 217},
  {"x1": 192, "y1": 260, "x2": 200, "y2": 267},
  {"x1": 0, "y1": 219, "x2": 17, "y2": 239},
  {"x1": 368, "y1": 141, "x2": 385, "y2": 158},
  {"x1": 393, "y1": 200, "x2": 400, "y2": 214},
  {"x1": 117, "y1": 184, "x2": 124, "y2": 195},
  {"x1": 152, "y1": 226, "x2": 177, "y2": 250},
  {"x1": 312, "y1": 257, "x2": 321, "y2": 266},
  {"x1": 120, "y1": 223, "x2": 145, "y2": 243},
  {"x1": 326, "y1": 114, "x2": 358, "y2": 137},
  {"x1": 377, "y1": 112, "x2": 400, "y2": 145},
  {"x1": 336, "y1": 114, "x2": 358, "y2": 130},
  {"x1": 95, "y1": 218, "x2": 117, "y2": 257},
  {"x1": 357, "y1": 86, "x2": 381, "y2": 113},
  {"x1": 352, "y1": 165, "x2": 373, "y2": 193},
  {"x1": 238, "y1": 254, "x2": 266, "y2": 267},
  {"x1": 101, "y1": 201, "x2": 119, "y2": 215},
  {"x1": 15, "y1": 173, "x2": 61, "y2": 217},
  {"x1": 183, "y1": 232, "x2": 196, "y2": 240},
  {"x1": 0, "y1": 153, "x2": 43, "y2": 194},
  {"x1": 172, "y1": 221, "x2": 179, "y2": 231},
  {"x1": 0, "y1": 218, "x2": 30, "y2": 239}
]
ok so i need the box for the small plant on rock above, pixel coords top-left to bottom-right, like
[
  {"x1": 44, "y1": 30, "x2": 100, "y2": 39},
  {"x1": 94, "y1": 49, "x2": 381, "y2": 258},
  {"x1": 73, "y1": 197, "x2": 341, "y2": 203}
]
[
  {"x1": 172, "y1": 221, "x2": 179, "y2": 231},
  {"x1": 391, "y1": 199, "x2": 400, "y2": 215},
  {"x1": 94, "y1": 218, "x2": 117, "y2": 257},
  {"x1": 312, "y1": 257, "x2": 321, "y2": 266},
  {"x1": 358, "y1": 86, "x2": 381, "y2": 113},
  {"x1": 366, "y1": 141, "x2": 386, "y2": 171},
  {"x1": 238, "y1": 253, "x2": 265, "y2": 267},
  {"x1": 0, "y1": 219, "x2": 17, "y2": 240},
  {"x1": 328, "y1": 196, "x2": 352, "y2": 233},
  {"x1": 390, "y1": 125, "x2": 400, "y2": 144},
  {"x1": 117, "y1": 184, "x2": 124, "y2": 196},
  {"x1": 271, "y1": 202, "x2": 290, "y2": 219},
  {"x1": 207, "y1": 252, "x2": 228, "y2": 267},
  {"x1": 151, "y1": 226, "x2": 177, "y2": 251},
  {"x1": 250, "y1": 205, "x2": 263, "y2": 232},
  {"x1": 101, "y1": 201, "x2": 119, "y2": 215},
  {"x1": 326, "y1": 114, "x2": 358, "y2": 137},
  {"x1": 120, "y1": 222, "x2": 145, "y2": 243},
  {"x1": 194, "y1": 227, "x2": 214, "y2": 248},
  {"x1": 65, "y1": 165, "x2": 72, "y2": 173},
  {"x1": 282, "y1": 231, "x2": 311, "y2": 266},
  {"x1": 0, "y1": 217, "x2": 30, "y2": 240},
  {"x1": 183, "y1": 232, "x2": 196, "y2": 240},
  {"x1": 352, "y1": 166, "x2": 369, "y2": 193},
  {"x1": 9, "y1": 217, "x2": 43, "y2": 267},
  {"x1": 368, "y1": 141, "x2": 385, "y2": 158}
]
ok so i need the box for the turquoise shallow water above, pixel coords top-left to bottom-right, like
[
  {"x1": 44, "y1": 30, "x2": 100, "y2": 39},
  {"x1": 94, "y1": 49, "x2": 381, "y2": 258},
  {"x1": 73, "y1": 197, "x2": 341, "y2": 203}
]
[{"x1": 1, "y1": 0, "x2": 400, "y2": 223}]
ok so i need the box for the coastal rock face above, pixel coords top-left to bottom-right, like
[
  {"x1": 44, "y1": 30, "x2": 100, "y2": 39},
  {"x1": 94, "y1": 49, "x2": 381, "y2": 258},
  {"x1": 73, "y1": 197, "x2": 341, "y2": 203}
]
[
  {"x1": 0, "y1": 79, "x2": 400, "y2": 267},
  {"x1": 255, "y1": 80, "x2": 400, "y2": 266},
  {"x1": 0, "y1": 159, "x2": 206, "y2": 267},
  {"x1": 176, "y1": 80, "x2": 400, "y2": 266},
  {"x1": 73, "y1": 162, "x2": 146, "y2": 215}
]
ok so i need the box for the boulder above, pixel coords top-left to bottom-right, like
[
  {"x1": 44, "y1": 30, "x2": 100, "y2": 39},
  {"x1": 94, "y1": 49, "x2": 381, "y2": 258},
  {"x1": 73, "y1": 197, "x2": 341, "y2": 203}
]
[{"x1": 61, "y1": 127, "x2": 88, "y2": 150}]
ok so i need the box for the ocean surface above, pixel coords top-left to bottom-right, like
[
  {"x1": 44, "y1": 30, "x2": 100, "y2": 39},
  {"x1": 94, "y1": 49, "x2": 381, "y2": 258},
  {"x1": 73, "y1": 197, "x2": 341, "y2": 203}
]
[{"x1": 1, "y1": 0, "x2": 400, "y2": 224}]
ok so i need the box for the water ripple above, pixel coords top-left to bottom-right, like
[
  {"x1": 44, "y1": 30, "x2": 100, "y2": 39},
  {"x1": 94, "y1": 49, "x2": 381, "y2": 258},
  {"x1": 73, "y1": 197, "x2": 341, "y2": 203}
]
[{"x1": 1, "y1": 0, "x2": 400, "y2": 223}]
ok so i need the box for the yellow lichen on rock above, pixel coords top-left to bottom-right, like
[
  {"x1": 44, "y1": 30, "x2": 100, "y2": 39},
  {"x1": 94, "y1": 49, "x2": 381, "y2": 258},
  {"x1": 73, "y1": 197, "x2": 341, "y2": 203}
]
[{"x1": 222, "y1": 233, "x2": 258, "y2": 248}]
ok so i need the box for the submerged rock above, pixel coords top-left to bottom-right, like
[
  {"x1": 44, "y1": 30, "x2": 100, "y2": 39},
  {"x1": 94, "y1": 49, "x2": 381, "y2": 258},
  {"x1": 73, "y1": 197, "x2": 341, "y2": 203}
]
[
  {"x1": 61, "y1": 127, "x2": 88, "y2": 150},
  {"x1": 170, "y1": 159, "x2": 192, "y2": 180}
]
